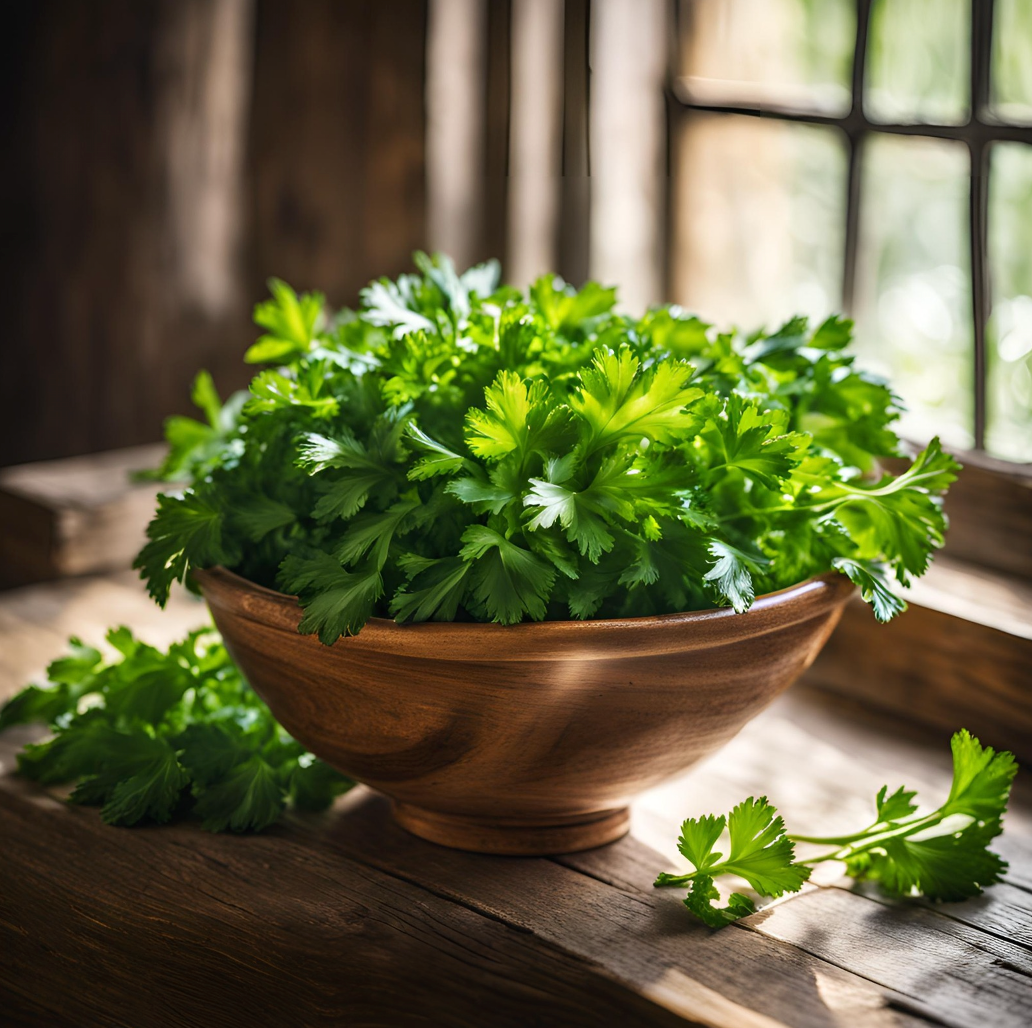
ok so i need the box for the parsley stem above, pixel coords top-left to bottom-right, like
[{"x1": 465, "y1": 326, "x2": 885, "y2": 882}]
[
  {"x1": 798, "y1": 850, "x2": 845, "y2": 866},
  {"x1": 788, "y1": 808, "x2": 942, "y2": 849},
  {"x1": 789, "y1": 828, "x2": 879, "y2": 846}
]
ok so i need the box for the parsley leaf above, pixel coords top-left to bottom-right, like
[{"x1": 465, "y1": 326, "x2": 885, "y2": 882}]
[
  {"x1": 4, "y1": 628, "x2": 353, "y2": 833},
  {"x1": 571, "y1": 348, "x2": 702, "y2": 452},
  {"x1": 460, "y1": 525, "x2": 555, "y2": 624},
  {"x1": 279, "y1": 552, "x2": 383, "y2": 643},
  {"x1": 192, "y1": 756, "x2": 285, "y2": 833},
  {"x1": 135, "y1": 255, "x2": 959, "y2": 641},
  {"x1": 699, "y1": 394, "x2": 808, "y2": 491},
  {"x1": 133, "y1": 490, "x2": 235, "y2": 606},
  {"x1": 245, "y1": 279, "x2": 324, "y2": 364},
  {"x1": 655, "y1": 797, "x2": 810, "y2": 925},
  {"x1": 465, "y1": 372, "x2": 572, "y2": 463},
  {"x1": 662, "y1": 731, "x2": 1018, "y2": 928},
  {"x1": 703, "y1": 540, "x2": 768, "y2": 614}
]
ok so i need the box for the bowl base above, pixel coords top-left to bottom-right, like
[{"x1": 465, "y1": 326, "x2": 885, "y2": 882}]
[{"x1": 392, "y1": 802, "x2": 631, "y2": 855}]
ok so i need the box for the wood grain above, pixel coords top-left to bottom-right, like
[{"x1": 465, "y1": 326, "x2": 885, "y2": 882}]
[
  {"x1": 0, "y1": 445, "x2": 164, "y2": 587},
  {"x1": 248, "y1": 0, "x2": 427, "y2": 310},
  {"x1": 0, "y1": 0, "x2": 428, "y2": 468},
  {"x1": 807, "y1": 594, "x2": 1032, "y2": 762},
  {"x1": 0, "y1": 0, "x2": 254, "y2": 467},
  {"x1": 196, "y1": 565, "x2": 854, "y2": 853},
  {"x1": 0, "y1": 784, "x2": 692, "y2": 1028},
  {"x1": 936, "y1": 449, "x2": 1032, "y2": 580},
  {"x1": 0, "y1": 747, "x2": 933, "y2": 1028}
]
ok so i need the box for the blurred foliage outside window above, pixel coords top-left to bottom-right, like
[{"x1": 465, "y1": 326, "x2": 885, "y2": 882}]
[{"x1": 673, "y1": 0, "x2": 1032, "y2": 462}]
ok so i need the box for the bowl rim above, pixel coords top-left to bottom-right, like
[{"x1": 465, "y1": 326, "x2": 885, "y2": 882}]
[{"x1": 194, "y1": 565, "x2": 856, "y2": 660}]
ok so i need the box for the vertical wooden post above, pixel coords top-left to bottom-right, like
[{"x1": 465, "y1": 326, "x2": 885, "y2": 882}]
[{"x1": 559, "y1": 0, "x2": 591, "y2": 287}]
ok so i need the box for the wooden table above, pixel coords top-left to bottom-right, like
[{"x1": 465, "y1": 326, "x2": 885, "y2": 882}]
[{"x1": 1, "y1": 572, "x2": 1031, "y2": 1028}]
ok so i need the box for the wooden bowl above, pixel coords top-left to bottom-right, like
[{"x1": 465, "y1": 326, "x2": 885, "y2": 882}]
[{"x1": 194, "y1": 567, "x2": 854, "y2": 855}]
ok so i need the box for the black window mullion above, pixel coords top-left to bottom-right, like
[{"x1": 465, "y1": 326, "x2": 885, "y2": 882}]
[
  {"x1": 970, "y1": 0, "x2": 995, "y2": 450},
  {"x1": 842, "y1": 0, "x2": 874, "y2": 314}
]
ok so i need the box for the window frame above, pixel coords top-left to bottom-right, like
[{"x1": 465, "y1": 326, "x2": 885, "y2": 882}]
[{"x1": 668, "y1": 0, "x2": 1032, "y2": 454}]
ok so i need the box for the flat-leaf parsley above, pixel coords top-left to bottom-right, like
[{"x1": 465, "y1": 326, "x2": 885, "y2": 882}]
[
  {"x1": 132, "y1": 253, "x2": 957, "y2": 644},
  {"x1": 656, "y1": 730, "x2": 1017, "y2": 926},
  {"x1": 2, "y1": 628, "x2": 353, "y2": 831}
]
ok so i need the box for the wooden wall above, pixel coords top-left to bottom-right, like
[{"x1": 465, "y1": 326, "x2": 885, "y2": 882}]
[{"x1": 0, "y1": 0, "x2": 428, "y2": 468}]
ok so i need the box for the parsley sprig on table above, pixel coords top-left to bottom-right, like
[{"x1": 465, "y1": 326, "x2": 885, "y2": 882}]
[
  {"x1": 0, "y1": 628, "x2": 353, "y2": 831},
  {"x1": 656, "y1": 730, "x2": 1018, "y2": 927},
  {"x1": 133, "y1": 253, "x2": 958, "y2": 643}
]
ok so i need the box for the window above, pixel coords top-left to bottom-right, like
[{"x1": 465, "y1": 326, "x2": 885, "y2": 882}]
[{"x1": 670, "y1": 0, "x2": 1032, "y2": 461}]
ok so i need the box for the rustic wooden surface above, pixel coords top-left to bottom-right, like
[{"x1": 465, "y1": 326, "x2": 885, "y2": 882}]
[
  {"x1": 248, "y1": 0, "x2": 427, "y2": 314},
  {"x1": 0, "y1": 0, "x2": 255, "y2": 467},
  {"x1": 0, "y1": 445, "x2": 165, "y2": 588},
  {"x1": 808, "y1": 590, "x2": 1032, "y2": 763},
  {"x1": 935, "y1": 449, "x2": 1032, "y2": 581},
  {"x1": 1, "y1": 572, "x2": 1030, "y2": 1027}
]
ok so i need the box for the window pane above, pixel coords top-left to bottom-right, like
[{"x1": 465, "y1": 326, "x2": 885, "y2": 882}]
[
  {"x1": 672, "y1": 115, "x2": 846, "y2": 330},
  {"x1": 853, "y1": 134, "x2": 972, "y2": 450},
  {"x1": 678, "y1": 0, "x2": 855, "y2": 114},
  {"x1": 992, "y1": 0, "x2": 1032, "y2": 125},
  {"x1": 988, "y1": 143, "x2": 1032, "y2": 462},
  {"x1": 865, "y1": 0, "x2": 968, "y2": 125}
]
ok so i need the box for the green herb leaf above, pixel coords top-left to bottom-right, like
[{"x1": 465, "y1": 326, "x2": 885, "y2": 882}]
[
  {"x1": 193, "y1": 755, "x2": 285, "y2": 833},
  {"x1": 7, "y1": 628, "x2": 345, "y2": 834},
  {"x1": 279, "y1": 552, "x2": 384, "y2": 642},
  {"x1": 460, "y1": 525, "x2": 555, "y2": 624},
  {"x1": 246, "y1": 279, "x2": 324, "y2": 364},
  {"x1": 134, "y1": 256, "x2": 960, "y2": 640}
]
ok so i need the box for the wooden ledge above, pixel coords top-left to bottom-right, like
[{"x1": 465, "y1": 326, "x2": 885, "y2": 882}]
[{"x1": 807, "y1": 557, "x2": 1032, "y2": 761}]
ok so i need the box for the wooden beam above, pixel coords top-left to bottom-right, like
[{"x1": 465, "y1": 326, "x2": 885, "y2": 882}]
[{"x1": 0, "y1": 446, "x2": 164, "y2": 588}]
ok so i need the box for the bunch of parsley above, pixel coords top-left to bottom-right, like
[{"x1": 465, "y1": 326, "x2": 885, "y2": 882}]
[
  {"x1": 0, "y1": 628, "x2": 353, "y2": 830},
  {"x1": 134, "y1": 252, "x2": 959, "y2": 643},
  {"x1": 656, "y1": 730, "x2": 1018, "y2": 927}
]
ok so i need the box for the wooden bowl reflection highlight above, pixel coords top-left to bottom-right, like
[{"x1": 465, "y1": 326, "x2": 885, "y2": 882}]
[{"x1": 195, "y1": 566, "x2": 854, "y2": 855}]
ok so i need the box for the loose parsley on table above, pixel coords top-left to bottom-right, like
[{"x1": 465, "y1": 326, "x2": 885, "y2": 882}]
[
  {"x1": 655, "y1": 730, "x2": 1018, "y2": 927},
  {"x1": 133, "y1": 252, "x2": 959, "y2": 643},
  {"x1": 0, "y1": 628, "x2": 353, "y2": 831}
]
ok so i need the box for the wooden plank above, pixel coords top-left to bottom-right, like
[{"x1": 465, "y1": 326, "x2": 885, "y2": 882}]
[
  {"x1": 748, "y1": 889, "x2": 1032, "y2": 1028},
  {"x1": 0, "y1": 575, "x2": 940, "y2": 1028},
  {"x1": 480, "y1": 0, "x2": 512, "y2": 267},
  {"x1": 0, "y1": 445, "x2": 164, "y2": 587},
  {"x1": 303, "y1": 793, "x2": 932, "y2": 1028},
  {"x1": 807, "y1": 595, "x2": 1032, "y2": 762},
  {"x1": 0, "y1": 572, "x2": 205, "y2": 699},
  {"x1": 0, "y1": 782, "x2": 688, "y2": 1028},
  {"x1": 0, "y1": 734, "x2": 931, "y2": 1028},
  {"x1": 556, "y1": 690, "x2": 1032, "y2": 1028},
  {"x1": 558, "y1": 0, "x2": 591, "y2": 285},
  {"x1": 937, "y1": 449, "x2": 1032, "y2": 581},
  {"x1": 563, "y1": 835, "x2": 1032, "y2": 1028},
  {"x1": 901, "y1": 556, "x2": 1032, "y2": 642}
]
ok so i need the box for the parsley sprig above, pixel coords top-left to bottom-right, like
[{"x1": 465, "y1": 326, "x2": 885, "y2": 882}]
[
  {"x1": 656, "y1": 730, "x2": 1018, "y2": 927},
  {"x1": 1, "y1": 628, "x2": 353, "y2": 831},
  {"x1": 134, "y1": 253, "x2": 959, "y2": 643}
]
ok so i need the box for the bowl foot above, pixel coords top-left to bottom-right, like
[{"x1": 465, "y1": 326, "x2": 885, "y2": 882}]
[{"x1": 391, "y1": 803, "x2": 631, "y2": 855}]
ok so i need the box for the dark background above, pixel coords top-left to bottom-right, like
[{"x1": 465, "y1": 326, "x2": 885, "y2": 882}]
[{"x1": 0, "y1": 0, "x2": 429, "y2": 467}]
